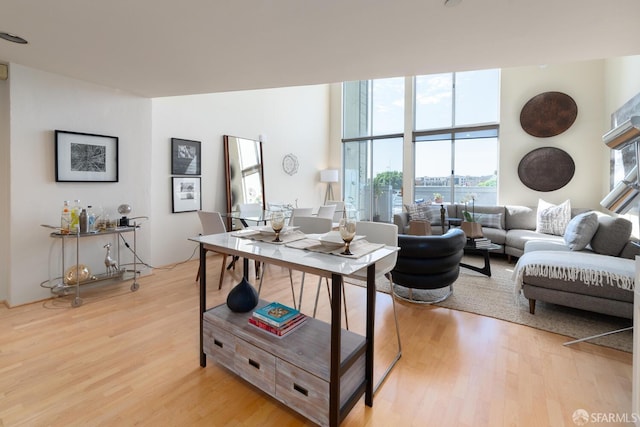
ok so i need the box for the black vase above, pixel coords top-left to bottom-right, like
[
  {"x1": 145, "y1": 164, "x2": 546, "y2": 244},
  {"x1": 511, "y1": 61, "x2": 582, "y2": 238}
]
[{"x1": 226, "y1": 278, "x2": 259, "y2": 313}]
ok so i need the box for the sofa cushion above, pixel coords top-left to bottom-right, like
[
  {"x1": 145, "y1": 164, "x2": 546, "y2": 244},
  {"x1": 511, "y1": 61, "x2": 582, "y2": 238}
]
[
  {"x1": 505, "y1": 205, "x2": 536, "y2": 230},
  {"x1": 563, "y1": 211, "x2": 598, "y2": 251},
  {"x1": 524, "y1": 239, "x2": 572, "y2": 253},
  {"x1": 620, "y1": 239, "x2": 640, "y2": 260},
  {"x1": 535, "y1": 199, "x2": 571, "y2": 236},
  {"x1": 506, "y1": 229, "x2": 564, "y2": 252},
  {"x1": 481, "y1": 227, "x2": 506, "y2": 245},
  {"x1": 590, "y1": 215, "x2": 632, "y2": 256}
]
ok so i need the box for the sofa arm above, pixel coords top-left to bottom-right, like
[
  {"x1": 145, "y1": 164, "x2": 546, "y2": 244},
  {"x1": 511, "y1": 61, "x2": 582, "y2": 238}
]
[{"x1": 394, "y1": 212, "x2": 411, "y2": 234}]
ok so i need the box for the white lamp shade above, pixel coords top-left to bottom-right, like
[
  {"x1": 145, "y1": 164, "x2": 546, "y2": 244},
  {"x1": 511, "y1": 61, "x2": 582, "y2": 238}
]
[{"x1": 320, "y1": 169, "x2": 339, "y2": 183}]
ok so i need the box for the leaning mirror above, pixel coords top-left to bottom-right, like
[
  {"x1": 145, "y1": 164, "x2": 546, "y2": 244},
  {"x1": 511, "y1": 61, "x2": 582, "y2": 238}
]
[{"x1": 223, "y1": 135, "x2": 266, "y2": 228}]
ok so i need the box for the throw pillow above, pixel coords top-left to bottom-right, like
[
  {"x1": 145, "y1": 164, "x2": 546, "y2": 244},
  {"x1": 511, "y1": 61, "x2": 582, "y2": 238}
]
[
  {"x1": 473, "y1": 213, "x2": 503, "y2": 229},
  {"x1": 563, "y1": 211, "x2": 598, "y2": 251},
  {"x1": 423, "y1": 205, "x2": 443, "y2": 226},
  {"x1": 536, "y1": 199, "x2": 571, "y2": 236},
  {"x1": 405, "y1": 202, "x2": 428, "y2": 221},
  {"x1": 590, "y1": 215, "x2": 632, "y2": 256}
]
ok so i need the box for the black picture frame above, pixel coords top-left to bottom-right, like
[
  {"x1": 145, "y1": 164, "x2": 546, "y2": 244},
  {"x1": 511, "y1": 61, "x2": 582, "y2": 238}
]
[
  {"x1": 171, "y1": 138, "x2": 201, "y2": 175},
  {"x1": 172, "y1": 177, "x2": 201, "y2": 213},
  {"x1": 55, "y1": 130, "x2": 119, "y2": 182}
]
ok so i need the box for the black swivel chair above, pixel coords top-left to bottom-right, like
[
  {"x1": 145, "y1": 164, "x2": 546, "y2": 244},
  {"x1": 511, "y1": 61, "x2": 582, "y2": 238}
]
[{"x1": 391, "y1": 228, "x2": 466, "y2": 303}]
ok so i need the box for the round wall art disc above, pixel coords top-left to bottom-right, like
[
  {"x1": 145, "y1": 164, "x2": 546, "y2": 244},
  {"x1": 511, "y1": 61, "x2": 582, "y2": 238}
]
[
  {"x1": 517, "y1": 147, "x2": 575, "y2": 192},
  {"x1": 520, "y1": 91, "x2": 578, "y2": 137}
]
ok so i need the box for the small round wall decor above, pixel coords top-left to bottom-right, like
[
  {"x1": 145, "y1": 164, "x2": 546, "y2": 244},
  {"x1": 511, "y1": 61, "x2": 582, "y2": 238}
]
[
  {"x1": 517, "y1": 147, "x2": 575, "y2": 192},
  {"x1": 520, "y1": 91, "x2": 578, "y2": 137},
  {"x1": 282, "y1": 153, "x2": 299, "y2": 175}
]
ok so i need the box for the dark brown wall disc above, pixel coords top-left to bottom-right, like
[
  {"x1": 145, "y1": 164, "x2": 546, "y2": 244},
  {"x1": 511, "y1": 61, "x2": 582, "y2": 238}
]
[
  {"x1": 517, "y1": 147, "x2": 575, "y2": 191},
  {"x1": 520, "y1": 91, "x2": 578, "y2": 137}
]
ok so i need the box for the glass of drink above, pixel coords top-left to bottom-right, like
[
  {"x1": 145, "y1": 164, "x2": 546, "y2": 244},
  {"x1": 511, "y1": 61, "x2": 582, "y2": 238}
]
[
  {"x1": 270, "y1": 211, "x2": 285, "y2": 242},
  {"x1": 338, "y1": 218, "x2": 357, "y2": 255}
]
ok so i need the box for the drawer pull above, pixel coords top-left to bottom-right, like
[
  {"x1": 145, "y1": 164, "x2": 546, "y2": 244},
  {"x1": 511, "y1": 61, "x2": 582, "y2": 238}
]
[
  {"x1": 249, "y1": 359, "x2": 260, "y2": 369},
  {"x1": 213, "y1": 339, "x2": 223, "y2": 348},
  {"x1": 293, "y1": 383, "x2": 309, "y2": 396}
]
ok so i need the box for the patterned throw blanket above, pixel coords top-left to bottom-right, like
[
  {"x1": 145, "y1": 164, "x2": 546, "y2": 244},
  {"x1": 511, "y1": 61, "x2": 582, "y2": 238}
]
[{"x1": 512, "y1": 250, "x2": 635, "y2": 295}]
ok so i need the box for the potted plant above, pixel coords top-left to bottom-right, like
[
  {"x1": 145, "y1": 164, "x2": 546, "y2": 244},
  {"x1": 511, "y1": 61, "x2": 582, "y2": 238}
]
[
  {"x1": 461, "y1": 195, "x2": 483, "y2": 239},
  {"x1": 433, "y1": 193, "x2": 443, "y2": 204}
]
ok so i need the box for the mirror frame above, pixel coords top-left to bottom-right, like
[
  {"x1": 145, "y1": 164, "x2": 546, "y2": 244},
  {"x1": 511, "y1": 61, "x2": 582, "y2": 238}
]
[{"x1": 223, "y1": 135, "x2": 266, "y2": 227}]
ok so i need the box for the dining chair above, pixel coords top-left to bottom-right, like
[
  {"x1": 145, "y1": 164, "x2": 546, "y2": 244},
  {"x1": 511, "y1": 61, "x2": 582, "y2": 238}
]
[
  {"x1": 343, "y1": 220, "x2": 401, "y2": 395},
  {"x1": 195, "y1": 211, "x2": 229, "y2": 290},
  {"x1": 256, "y1": 215, "x2": 333, "y2": 312},
  {"x1": 288, "y1": 207, "x2": 313, "y2": 226},
  {"x1": 287, "y1": 216, "x2": 335, "y2": 311},
  {"x1": 316, "y1": 204, "x2": 337, "y2": 219},
  {"x1": 267, "y1": 201, "x2": 286, "y2": 211},
  {"x1": 326, "y1": 200, "x2": 346, "y2": 228}
]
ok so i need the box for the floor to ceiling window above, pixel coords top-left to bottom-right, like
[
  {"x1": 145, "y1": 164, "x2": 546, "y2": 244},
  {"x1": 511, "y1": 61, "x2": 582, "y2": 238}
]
[
  {"x1": 414, "y1": 69, "x2": 500, "y2": 205},
  {"x1": 343, "y1": 78, "x2": 404, "y2": 221},
  {"x1": 342, "y1": 69, "x2": 499, "y2": 221}
]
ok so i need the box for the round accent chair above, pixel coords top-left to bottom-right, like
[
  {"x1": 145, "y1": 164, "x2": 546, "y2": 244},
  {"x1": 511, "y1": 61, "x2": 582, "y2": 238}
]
[{"x1": 391, "y1": 228, "x2": 466, "y2": 304}]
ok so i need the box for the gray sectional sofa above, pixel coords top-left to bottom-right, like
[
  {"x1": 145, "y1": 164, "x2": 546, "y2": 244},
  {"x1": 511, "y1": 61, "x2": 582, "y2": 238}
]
[
  {"x1": 394, "y1": 203, "x2": 588, "y2": 260},
  {"x1": 395, "y1": 203, "x2": 639, "y2": 319}
]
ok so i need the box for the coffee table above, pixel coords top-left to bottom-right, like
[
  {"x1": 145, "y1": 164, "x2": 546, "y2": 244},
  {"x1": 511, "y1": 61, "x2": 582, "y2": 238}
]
[{"x1": 460, "y1": 243, "x2": 502, "y2": 277}]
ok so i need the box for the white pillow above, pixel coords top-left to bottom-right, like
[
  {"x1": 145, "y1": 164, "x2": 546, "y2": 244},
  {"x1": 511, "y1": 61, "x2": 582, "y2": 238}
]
[{"x1": 536, "y1": 199, "x2": 571, "y2": 236}]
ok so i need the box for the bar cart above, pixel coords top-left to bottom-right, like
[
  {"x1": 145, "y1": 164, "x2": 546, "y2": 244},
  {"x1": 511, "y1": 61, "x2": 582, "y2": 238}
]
[{"x1": 46, "y1": 226, "x2": 140, "y2": 307}]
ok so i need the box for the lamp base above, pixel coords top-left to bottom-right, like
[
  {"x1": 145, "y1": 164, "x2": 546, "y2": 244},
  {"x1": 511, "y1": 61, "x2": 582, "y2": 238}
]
[{"x1": 324, "y1": 184, "x2": 334, "y2": 205}]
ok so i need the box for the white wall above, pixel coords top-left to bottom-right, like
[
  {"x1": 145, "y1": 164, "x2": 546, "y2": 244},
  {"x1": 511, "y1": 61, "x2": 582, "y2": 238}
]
[
  {"x1": 499, "y1": 60, "x2": 607, "y2": 209},
  {"x1": 6, "y1": 64, "x2": 152, "y2": 306},
  {"x1": 0, "y1": 68, "x2": 9, "y2": 303},
  {"x1": 150, "y1": 85, "x2": 330, "y2": 267}
]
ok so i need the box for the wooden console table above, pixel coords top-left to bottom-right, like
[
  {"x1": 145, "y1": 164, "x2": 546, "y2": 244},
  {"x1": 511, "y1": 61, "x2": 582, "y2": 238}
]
[{"x1": 190, "y1": 232, "x2": 397, "y2": 426}]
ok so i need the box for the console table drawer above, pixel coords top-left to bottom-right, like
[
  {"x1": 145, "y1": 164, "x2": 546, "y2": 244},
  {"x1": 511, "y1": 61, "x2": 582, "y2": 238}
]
[
  {"x1": 276, "y1": 358, "x2": 329, "y2": 426},
  {"x1": 235, "y1": 339, "x2": 276, "y2": 394},
  {"x1": 203, "y1": 320, "x2": 235, "y2": 371}
]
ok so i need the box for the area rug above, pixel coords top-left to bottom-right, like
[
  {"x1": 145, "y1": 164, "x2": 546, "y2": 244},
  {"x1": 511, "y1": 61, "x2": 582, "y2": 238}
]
[{"x1": 350, "y1": 256, "x2": 633, "y2": 352}]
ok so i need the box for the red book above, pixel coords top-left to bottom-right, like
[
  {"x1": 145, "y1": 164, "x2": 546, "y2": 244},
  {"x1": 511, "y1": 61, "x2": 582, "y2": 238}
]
[{"x1": 249, "y1": 315, "x2": 307, "y2": 337}]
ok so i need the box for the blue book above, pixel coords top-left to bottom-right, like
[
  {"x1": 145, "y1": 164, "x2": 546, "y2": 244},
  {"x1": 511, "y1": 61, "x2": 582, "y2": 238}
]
[{"x1": 253, "y1": 302, "x2": 300, "y2": 327}]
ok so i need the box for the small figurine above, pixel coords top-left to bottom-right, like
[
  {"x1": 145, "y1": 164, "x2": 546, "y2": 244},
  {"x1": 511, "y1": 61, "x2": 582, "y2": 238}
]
[{"x1": 104, "y1": 243, "x2": 118, "y2": 274}]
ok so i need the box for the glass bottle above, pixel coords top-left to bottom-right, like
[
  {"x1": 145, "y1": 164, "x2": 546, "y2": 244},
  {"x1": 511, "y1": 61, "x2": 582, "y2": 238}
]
[
  {"x1": 87, "y1": 205, "x2": 96, "y2": 232},
  {"x1": 60, "y1": 200, "x2": 71, "y2": 234},
  {"x1": 79, "y1": 208, "x2": 88, "y2": 234},
  {"x1": 70, "y1": 199, "x2": 81, "y2": 233}
]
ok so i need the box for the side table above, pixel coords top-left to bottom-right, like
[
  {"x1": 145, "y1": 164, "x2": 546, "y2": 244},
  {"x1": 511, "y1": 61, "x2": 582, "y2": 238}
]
[{"x1": 460, "y1": 243, "x2": 502, "y2": 277}]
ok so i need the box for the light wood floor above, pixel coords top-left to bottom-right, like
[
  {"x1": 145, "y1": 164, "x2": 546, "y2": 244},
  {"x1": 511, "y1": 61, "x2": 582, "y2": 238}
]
[{"x1": 0, "y1": 255, "x2": 633, "y2": 427}]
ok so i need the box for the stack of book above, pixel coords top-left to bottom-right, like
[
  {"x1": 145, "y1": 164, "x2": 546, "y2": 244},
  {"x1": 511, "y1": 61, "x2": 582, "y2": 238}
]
[
  {"x1": 249, "y1": 301, "x2": 307, "y2": 338},
  {"x1": 468, "y1": 237, "x2": 492, "y2": 248}
]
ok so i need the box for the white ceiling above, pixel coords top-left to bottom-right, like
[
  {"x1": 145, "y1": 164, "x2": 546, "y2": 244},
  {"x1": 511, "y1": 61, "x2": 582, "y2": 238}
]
[{"x1": 1, "y1": 0, "x2": 639, "y2": 98}]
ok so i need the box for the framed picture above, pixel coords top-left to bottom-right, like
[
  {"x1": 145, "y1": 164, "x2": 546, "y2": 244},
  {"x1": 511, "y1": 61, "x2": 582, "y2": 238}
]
[
  {"x1": 172, "y1": 177, "x2": 201, "y2": 213},
  {"x1": 55, "y1": 130, "x2": 118, "y2": 182},
  {"x1": 171, "y1": 138, "x2": 201, "y2": 175}
]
